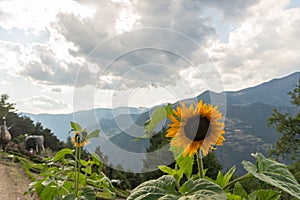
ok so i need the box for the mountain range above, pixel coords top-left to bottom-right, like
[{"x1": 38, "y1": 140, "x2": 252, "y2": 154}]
[{"x1": 23, "y1": 72, "x2": 300, "y2": 174}]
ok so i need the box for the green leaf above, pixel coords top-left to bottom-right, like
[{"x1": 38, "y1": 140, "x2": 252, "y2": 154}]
[
  {"x1": 80, "y1": 159, "x2": 89, "y2": 167},
  {"x1": 226, "y1": 193, "x2": 243, "y2": 200},
  {"x1": 82, "y1": 166, "x2": 92, "y2": 175},
  {"x1": 70, "y1": 121, "x2": 82, "y2": 131},
  {"x1": 91, "y1": 153, "x2": 103, "y2": 170},
  {"x1": 165, "y1": 103, "x2": 174, "y2": 115},
  {"x1": 176, "y1": 154, "x2": 194, "y2": 179},
  {"x1": 242, "y1": 153, "x2": 300, "y2": 199},
  {"x1": 67, "y1": 171, "x2": 87, "y2": 186},
  {"x1": 224, "y1": 166, "x2": 236, "y2": 183},
  {"x1": 248, "y1": 190, "x2": 281, "y2": 200},
  {"x1": 96, "y1": 189, "x2": 116, "y2": 199},
  {"x1": 179, "y1": 178, "x2": 227, "y2": 200},
  {"x1": 233, "y1": 182, "x2": 247, "y2": 199},
  {"x1": 61, "y1": 181, "x2": 73, "y2": 192},
  {"x1": 144, "y1": 104, "x2": 173, "y2": 137},
  {"x1": 53, "y1": 148, "x2": 73, "y2": 162},
  {"x1": 87, "y1": 129, "x2": 100, "y2": 139},
  {"x1": 63, "y1": 194, "x2": 76, "y2": 200},
  {"x1": 129, "y1": 176, "x2": 227, "y2": 200},
  {"x1": 34, "y1": 180, "x2": 46, "y2": 196},
  {"x1": 40, "y1": 184, "x2": 59, "y2": 200},
  {"x1": 127, "y1": 175, "x2": 179, "y2": 200},
  {"x1": 80, "y1": 187, "x2": 96, "y2": 200},
  {"x1": 215, "y1": 166, "x2": 236, "y2": 188},
  {"x1": 158, "y1": 165, "x2": 177, "y2": 176}
]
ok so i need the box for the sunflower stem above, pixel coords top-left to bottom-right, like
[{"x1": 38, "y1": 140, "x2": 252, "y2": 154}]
[
  {"x1": 196, "y1": 150, "x2": 204, "y2": 178},
  {"x1": 75, "y1": 146, "x2": 81, "y2": 197}
]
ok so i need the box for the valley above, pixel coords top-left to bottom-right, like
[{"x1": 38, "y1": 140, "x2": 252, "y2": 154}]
[{"x1": 23, "y1": 72, "x2": 300, "y2": 175}]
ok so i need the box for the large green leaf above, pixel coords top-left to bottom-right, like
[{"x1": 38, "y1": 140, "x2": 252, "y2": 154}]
[
  {"x1": 176, "y1": 154, "x2": 194, "y2": 179},
  {"x1": 127, "y1": 175, "x2": 178, "y2": 200},
  {"x1": 129, "y1": 176, "x2": 227, "y2": 200},
  {"x1": 248, "y1": 190, "x2": 281, "y2": 200},
  {"x1": 242, "y1": 153, "x2": 300, "y2": 199},
  {"x1": 179, "y1": 178, "x2": 227, "y2": 200},
  {"x1": 53, "y1": 148, "x2": 73, "y2": 162},
  {"x1": 127, "y1": 175, "x2": 227, "y2": 200},
  {"x1": 144, "y1": 104, "x2": 173, "y2": 137}
]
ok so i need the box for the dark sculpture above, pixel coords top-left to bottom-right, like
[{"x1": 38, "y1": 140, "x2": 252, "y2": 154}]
[
  {"x1": 0, "y1": 117, "x2": 11, "y2": 154},
  {"x1": 24, "y1": 134, "x2": 45, "y2": 155}
]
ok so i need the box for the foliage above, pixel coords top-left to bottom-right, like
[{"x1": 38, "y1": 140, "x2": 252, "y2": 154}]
[
  {"x1": 128, "y1": 175, "x2": 227, "y2": 200},
  {"x1": 288, "y1": 161, "x2": 300, "y2": 183},
  {"x1": 242, "y1": 153, "x2": 300, "y2": 199},
  {"x1": 128, "y1": 103, "x2": 300, "y2": 200},
  {"x1": 130, "y1": 150, "x2": 300, "y2": 200},
  {"x1": 26, "y1": 122, "x2": 116, "y2": 200},
  {"x1": 16, "y1": 156, "x2": 37, "y2": 182},
  {"x1": 268, "y1": 77, "x2": 300, "y2": 162},
  {"x1": 0, "y1": 94, "x2": 64, "y2": 152},
  {"x1": 94, "y1": 145, "x2": 143, "y2": 190},
  {"x1": 0, "y1": 94, "x2": 16, "y2": 117},
  {"x1": 144, "y1": 103, "x2": 173, "y2": 137},
  {"x1": 27, "y1": 149, "x2": 115, "y2": 199}
]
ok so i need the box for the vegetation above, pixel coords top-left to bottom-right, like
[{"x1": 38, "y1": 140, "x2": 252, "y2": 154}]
[
  {"x1": 268, "y1": 77, "x2": 300, "y2": 162},
  {"x1": 26, "y1": 122, "x2": 116, "y2": 200},
  {"x1": 143, "y1": 126, "x2": 223, "y2": 182},
  {"x1": 128, "y1": 102, "x2": 300, "y2": 199},
  {"x1": 1, "y1": 86, "x2": 300, "y2": 199},
  {"x1": 0, "y1": 94, "x2": 64, "y2": 152}
]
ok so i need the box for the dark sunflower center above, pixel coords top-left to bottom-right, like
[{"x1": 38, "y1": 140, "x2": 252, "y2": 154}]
[{"x1": 184, "y1": 116, "x2": 210, "y2": 141}]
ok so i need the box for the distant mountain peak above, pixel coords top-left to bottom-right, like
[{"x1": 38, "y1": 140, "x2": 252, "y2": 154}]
[{"x1": 224, "y1": 71, "x2": 300, "y2": 107}]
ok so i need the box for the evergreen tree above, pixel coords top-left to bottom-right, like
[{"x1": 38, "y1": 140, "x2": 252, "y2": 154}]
[
  {"x1": 268, "y1": 77, "x2": 300, "y2": 162},
  {"x1": 0, "y1": 94, "x2": 16, "y2": 117},
  {"x1": 0, "y1": 94, "x2": 64, "y2": 152}
]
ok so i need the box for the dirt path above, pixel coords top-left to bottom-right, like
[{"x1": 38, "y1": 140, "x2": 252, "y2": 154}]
[{"x1": 0, "y1": 158, "x2": 38, "y2": 200}]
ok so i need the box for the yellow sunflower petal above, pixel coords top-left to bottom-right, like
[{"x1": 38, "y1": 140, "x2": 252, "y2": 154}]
[{"x1": 166, "y1": 100, "x2": 225, "y2": 157}]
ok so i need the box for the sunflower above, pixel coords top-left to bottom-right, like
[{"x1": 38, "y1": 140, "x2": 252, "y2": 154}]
[
  {"x1": 166, "y1": 100, "x2": 225, "y2": 157},
  {"x1": 72, "y1": 131, "x2": 89, "y2": 147}
]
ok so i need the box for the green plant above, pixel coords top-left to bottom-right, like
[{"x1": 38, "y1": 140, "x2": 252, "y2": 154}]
[
  {"x1": 26, "y1": 122, "x2": 116, "y2": 200},
  {"x1": 128, "y1": 103, "x2": 300, "y2": 199}
]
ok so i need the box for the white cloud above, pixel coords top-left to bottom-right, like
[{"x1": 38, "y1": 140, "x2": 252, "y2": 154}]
[
  {"x1": 0, "y1": 0, "x2": 299, "y2": 113},
  {"x1": 17, "y1": 95, "x2": 70, "y2": 114},
  {"x1": 205, "y1": 0, "x2": 300, "y2": 90},
  {"x1": 0, "y1": 0, "x2": 94, "y2": 33},
  {"x1": 49, "y1": 0, "x2": 221, "y2": 93}
]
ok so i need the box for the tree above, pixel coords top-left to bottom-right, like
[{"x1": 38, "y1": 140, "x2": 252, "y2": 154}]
[
  {"x1": 0, "y1": 94, "x2": 64, "y2": 152},
  {"x1": 0, "y1": 94, "x2": 16, "y2": 117},
  {"x1": 268, "y1": 77, "x2": 300, "y2": 162}
]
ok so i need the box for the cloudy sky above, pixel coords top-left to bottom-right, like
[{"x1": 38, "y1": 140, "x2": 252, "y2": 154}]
[{"x1": 0, "y1": 0, "x2": 299, "y2": 114}]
